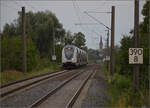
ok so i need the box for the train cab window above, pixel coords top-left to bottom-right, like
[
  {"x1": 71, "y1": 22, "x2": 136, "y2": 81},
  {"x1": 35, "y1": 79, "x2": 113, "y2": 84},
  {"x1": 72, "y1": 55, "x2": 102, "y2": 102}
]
[{"x1": 64, "y1": 46, "x2": 74, "y2": 60}]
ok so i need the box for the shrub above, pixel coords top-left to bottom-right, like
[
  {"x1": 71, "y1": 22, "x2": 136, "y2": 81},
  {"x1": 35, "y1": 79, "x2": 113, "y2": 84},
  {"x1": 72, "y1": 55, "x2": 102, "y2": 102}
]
[
  {"x1": 35, "y1": 58, "x2": 52, "y2": 71},
  {"x1": 1, "y1": 36, "x2": 40, "y2": 72},
  {"x1": 113, "y1": 73, "x2": 132, "y2": 90}
]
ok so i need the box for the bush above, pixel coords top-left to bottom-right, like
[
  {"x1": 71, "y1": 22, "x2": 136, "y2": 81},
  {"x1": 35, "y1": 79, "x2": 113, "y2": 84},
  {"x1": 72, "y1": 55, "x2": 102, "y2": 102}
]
[
  {"x1": 1, "y1": 36, "x2": 40, "y2": 72},
  {"x1": 113, "y1": 73, "x2": 132, "y2": 90},
  {"x1": 35, "y1": 58, "x2": 52, "y2": 71}
]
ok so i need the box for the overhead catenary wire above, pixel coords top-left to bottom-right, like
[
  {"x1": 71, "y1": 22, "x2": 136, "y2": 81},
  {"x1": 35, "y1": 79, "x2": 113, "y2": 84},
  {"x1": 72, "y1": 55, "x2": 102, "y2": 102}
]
[
  {"x1": 14, "y1": 1, "x2": 22, "y2": 7},
  {"x1": 72, "y1": 0, "x2": 100, "y2": 42},
  {"x1": 1, "y1": 0, "x2": 146, "y2": 1},
  {"x1": 75, "y1": 0, "x2": 100, "y2": 35},
  {"x1": 1, "y1": 1, "x2": 20, "y2": 28},
  {"x1": 73, "y1": 0, "x2": 103, "y2": 41},
  {"x1": 72, "y1": 0, "x2": 101, "y2": 48},
  {"x1": 1, "y1": 2, "x2": 19, "y2": 11},
  {"x1": 72, "y1": 0, "x2": 89, "y2": 33},
  {"x1": 86, "y1": 11, "x2": 111, "y2": 13},
  {"x1": 84, "y1": 11, "x2": 111, "y2": 30},
  {"x1": 74, "y1": 0, "x2": 112, "y2": 40}
]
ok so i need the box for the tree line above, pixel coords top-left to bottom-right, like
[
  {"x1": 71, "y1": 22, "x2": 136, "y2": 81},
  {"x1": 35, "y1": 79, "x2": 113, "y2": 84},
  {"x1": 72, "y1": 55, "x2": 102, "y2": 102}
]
[
  {"x1": 106, "y1": 1, "x2": 149, "y2": 106},
  {"x1": 1, "y1": 10, "x2": 87, "y2": 72},
  {"x1": 115, "y1": 0, "x2": 149, "y2": 90}
]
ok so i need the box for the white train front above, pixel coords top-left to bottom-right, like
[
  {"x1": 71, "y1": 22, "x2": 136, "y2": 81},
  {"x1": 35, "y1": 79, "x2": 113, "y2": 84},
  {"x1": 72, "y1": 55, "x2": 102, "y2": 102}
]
[{"x1": 62, "y1": 45, "x2": 88, "y2": 68}]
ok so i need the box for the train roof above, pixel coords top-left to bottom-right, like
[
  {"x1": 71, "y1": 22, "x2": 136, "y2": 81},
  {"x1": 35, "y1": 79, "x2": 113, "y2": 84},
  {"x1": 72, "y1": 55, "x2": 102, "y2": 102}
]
[
  {"x1": 64, "y1": 45, "x2": 75, "y2": 48},
  {"x1": 64, "y1": 45, "x2": 86, "y2": 53}
]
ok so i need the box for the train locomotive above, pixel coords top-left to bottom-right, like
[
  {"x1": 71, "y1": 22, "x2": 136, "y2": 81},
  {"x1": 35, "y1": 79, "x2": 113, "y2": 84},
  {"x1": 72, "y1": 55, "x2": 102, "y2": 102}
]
[{"x1": 62, "y1": 45, "x2": 88, "y2": 68}]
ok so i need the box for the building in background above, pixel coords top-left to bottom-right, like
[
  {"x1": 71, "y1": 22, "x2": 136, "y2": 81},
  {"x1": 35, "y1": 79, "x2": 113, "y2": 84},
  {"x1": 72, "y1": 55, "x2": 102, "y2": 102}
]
[{"x1": 98, "y1": 36, "x2": 104, "y2": 61}]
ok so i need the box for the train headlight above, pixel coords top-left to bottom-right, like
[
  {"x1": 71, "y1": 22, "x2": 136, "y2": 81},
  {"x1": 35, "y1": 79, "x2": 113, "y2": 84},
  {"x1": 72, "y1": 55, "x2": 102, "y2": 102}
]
[{"x1": 72, "y1": 57, "x2": 76, "y2": 62}]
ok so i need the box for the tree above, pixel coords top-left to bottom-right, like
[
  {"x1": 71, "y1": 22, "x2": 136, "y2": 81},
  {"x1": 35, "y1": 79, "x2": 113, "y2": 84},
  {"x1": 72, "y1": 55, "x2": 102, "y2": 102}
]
[
  {"x1": 63, "y1": 31, "x2": 87, "y2": 50},
  {"x1": 116, "y1": 35, "x2": 133, "y2": 76},
  {"x1": 114, "y1": 1, "x2": 149, "y2": 89},
  {"x1": 139, "y1": 1, "x2": 149, "y2": 89},
  {"x1": 2, "y1": 10, "x2": 65, "y2": 59},
  {"x1": 1, "y1": 36, "x2": 40, "y2": 72},
  {"x1": 73, "y1": 32, "x2": 86, "y2": 49},
  {"x1": 87, "y1": 48, "x2": 100, "y2": 63},
  {"x1": 64, "y1": 31, "x2": 74, "y2": 45},
  {"x1": 2, "y1": 23, "x2": 17, "y2": 37}
]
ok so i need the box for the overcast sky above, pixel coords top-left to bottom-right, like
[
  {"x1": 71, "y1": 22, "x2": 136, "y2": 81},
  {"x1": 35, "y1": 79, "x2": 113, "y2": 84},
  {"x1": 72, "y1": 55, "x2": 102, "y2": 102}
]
[{"x1": 0, "y1": 0, "x2": 146, "y2": 49}]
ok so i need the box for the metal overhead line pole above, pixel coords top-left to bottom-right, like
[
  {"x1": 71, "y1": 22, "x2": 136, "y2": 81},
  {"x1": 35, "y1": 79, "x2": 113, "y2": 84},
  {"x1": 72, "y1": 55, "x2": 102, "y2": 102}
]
[
  {"x1": 110, "y1": 6, "x2": 115, "y2": 77},
  {"x1": 133, "y1": 0, "x2": 139, "y2": 91},
  {"x1": 22, "y1": 7, "x2": 26, "y2": 73}
]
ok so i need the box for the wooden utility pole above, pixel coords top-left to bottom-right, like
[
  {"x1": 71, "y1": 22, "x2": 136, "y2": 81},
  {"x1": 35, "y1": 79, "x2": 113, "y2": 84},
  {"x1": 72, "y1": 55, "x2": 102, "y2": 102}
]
[
  {"x1": 110, "y1": 6, "x2": 115, "y2": 77},
  {"x1": 53, "y1": 24, "x2": 56, "y2": 71},
  {"x1": 133, "y1": 0, "x2": 139, "y2": 91},
  {"x1": 53, "y1": 26, "x2": 55, "y2": 56},
  {"x1": 22, "y1": 7, "x2": 26, "y2": 73}
]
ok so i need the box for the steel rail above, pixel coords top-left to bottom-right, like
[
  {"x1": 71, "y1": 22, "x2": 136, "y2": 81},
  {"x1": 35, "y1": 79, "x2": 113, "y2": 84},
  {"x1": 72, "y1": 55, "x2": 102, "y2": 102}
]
[
  {"x1": 0, "y1": 70, "x2": 70, "y2": 98},
  {"x1": 0, "y1": 70, "x2": 64, "y2": 88},
  {"x1": 29, "y1": 71, "x2": 84, "y2": 108},
  {"x1": 66, "y1": 70, "x2": 95, "y2": 108}
]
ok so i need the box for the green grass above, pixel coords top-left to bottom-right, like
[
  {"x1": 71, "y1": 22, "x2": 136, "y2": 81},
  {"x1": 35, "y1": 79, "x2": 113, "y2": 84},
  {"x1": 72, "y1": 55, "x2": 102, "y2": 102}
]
[
  {"x1": 107, "y1": 84, "x2": 149, "y2": 107},
  {"x1": 101, "y1": 62, "x2": 149, "y2": 108},
  {"x1": 0, "y1": 63, "x2": 61, "y2": 85}
]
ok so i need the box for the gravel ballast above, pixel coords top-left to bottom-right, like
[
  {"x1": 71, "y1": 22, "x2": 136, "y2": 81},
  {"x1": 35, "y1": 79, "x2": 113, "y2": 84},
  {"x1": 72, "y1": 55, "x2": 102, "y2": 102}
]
[
  {"x1": 0, "y1": 70, "x2": 78, "y2": 108},
  {"x1": 80, "y1": 66, "x2": 109, "y2": 108}
]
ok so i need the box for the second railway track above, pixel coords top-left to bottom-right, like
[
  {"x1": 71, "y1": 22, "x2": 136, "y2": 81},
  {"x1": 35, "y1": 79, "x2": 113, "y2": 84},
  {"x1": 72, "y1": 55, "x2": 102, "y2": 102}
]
[
  {"x1": 0, "y1": 70, "x2": 63, "y2": 88},
  {"x1": 0, "y1": 70, "x2": 71, "y2": 99},
  {"x1": 0, "y1": 65, "x2": 97, "y2": 108},
  {"x1": 0, "y1": 67, "x2": 86, "y2": 107}
]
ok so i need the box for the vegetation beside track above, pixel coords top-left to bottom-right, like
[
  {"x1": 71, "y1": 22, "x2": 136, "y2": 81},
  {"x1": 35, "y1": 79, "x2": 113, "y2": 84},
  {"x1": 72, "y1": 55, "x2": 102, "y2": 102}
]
[
  {"x1": 101, "y1": 62, "x2": 149, "y2": 107},
  {"x1": 102, "y1": 62, "x2": 149, "y2": 107},
  {"x1": 102, "y1": 1, "x2": 149, "y2": 107},
  {"x1": 0, "y1": 63, "x2": 61, "y2": 85},
  {"x1": 0, "y1": 10, "x2": 87, "y2": 84}
]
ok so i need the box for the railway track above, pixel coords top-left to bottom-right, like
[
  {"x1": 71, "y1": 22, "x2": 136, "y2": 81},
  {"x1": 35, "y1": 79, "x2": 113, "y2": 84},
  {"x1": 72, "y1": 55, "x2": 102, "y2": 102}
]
[
  {"x1": 0, "y1": 70, "x2": 63, "y2": 88},
  {"x1": 66, "y1": 70, "x2": 96, "y2": 108},
  {"x1": 30, "y1": 70, "x2": 83, "y2": 108},
  {"x1": 0, "y1": 70, "x2": 71, "y2": 98},
  {"x1": 29, "y1": 66, "x2": 96, "y2": 108},
  {"x1": 0, "y1": 67, "x2": 86, "y2": 107},
  {"x1": 0, "y1": 65, "x2": 97, "y2": 108}
]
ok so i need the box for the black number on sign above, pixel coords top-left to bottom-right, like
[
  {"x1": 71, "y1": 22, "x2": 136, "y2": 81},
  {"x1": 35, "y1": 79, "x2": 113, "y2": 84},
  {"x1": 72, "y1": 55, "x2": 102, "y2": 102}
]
[
  {"x1": 134, "y1": 56, "x2": 138, "y2": 62},
  {"x1": 138, "y1": 49, "x2": 143, "y2": 55},
  {"x1": 130, "y1": 49, "x2": 134, "y2": 55}
]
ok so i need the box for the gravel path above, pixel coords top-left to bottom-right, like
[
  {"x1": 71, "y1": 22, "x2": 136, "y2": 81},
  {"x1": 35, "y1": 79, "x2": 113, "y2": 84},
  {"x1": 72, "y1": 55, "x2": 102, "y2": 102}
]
[{"x1": 80, "y1": 66, "x2": 109, "y2": 108}]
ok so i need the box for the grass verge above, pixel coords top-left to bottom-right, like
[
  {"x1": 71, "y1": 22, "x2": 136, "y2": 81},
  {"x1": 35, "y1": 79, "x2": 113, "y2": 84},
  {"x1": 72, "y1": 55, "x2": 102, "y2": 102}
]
[
  {"x1": 0, "y1": 63, "x2": 61, "y2": 85},
  {"x1": 101, "y1": 62, "x2": 149, "y2": 107}
]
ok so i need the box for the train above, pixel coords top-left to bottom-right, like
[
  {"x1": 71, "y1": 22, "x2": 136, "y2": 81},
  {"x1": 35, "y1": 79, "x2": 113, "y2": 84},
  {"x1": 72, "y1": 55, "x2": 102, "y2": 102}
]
[{"x1": 62, "y1": 45, "x2": 88, "y2": 68}]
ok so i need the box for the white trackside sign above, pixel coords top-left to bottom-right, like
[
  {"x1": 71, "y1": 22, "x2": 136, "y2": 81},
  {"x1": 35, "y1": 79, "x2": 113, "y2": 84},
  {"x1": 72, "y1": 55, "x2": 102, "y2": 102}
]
[
  {"x1": 52, "y1": 55, "x2": 56, "y2": 61},
  {"x1": 129, "y1": 48, "x2": 143, "y2": 64}
]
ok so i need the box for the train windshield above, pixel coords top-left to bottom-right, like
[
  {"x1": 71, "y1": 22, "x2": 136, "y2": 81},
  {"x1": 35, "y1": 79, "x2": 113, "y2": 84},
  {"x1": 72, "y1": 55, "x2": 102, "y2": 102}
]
[{"x1": 64, "y1": 46, "x2": 74, "y2": 60}]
